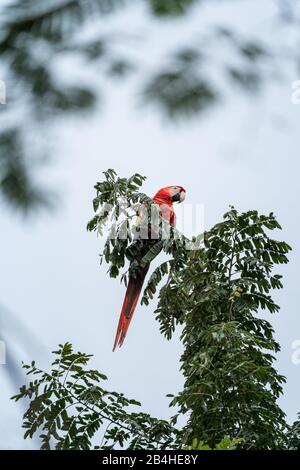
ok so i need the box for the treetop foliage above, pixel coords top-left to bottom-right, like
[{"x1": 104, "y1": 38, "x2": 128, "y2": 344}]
[
  {"x1": 13, "y1": 169, "x2": 294, "y2": 450},
  {"x1": 88, "y1": 170, "x2": 292, "y2": 449}
]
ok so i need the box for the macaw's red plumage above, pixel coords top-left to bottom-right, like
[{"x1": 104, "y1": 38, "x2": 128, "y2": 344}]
[{"x1": 113, "y1": 185, "x2": 186, "y2": 351}]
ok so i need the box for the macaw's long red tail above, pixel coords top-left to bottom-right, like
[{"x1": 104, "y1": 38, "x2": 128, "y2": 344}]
[{"x1": 113, "y1": 264, "x2": 150, "y2": 351}]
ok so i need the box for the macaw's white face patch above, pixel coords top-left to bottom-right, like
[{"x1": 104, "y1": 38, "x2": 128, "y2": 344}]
[{"x1": 170, "y1": 186, "x2": 186, "y2": 203}]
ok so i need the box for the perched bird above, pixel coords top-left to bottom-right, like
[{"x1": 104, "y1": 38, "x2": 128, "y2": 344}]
[{"x1": 113, "y1": 186, "x2": 186, "y2": 351}]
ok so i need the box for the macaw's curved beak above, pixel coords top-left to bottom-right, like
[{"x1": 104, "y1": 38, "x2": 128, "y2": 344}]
[
  {"x1": 179, "y1": 190, "x2": 186, "y2": 203},
  {"x1": 172, "y1": 190, "x2": 186, "y2": 203}
]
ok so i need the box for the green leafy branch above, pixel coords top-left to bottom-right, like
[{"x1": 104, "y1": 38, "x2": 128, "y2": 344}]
[
  {"x1": 183, "y1": 436, "x2": 244, "y2": 450},
  {"x1": 87, "y1": 169, "x2": 189, "y2": 294},
  {"x1": 12, "y1": 343, "x2": 180, "y2": 450}
]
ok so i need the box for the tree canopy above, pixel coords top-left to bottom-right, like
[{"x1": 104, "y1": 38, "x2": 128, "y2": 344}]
[{"x1": 12, "y1": 170, "x2": 295, "y2": 450}]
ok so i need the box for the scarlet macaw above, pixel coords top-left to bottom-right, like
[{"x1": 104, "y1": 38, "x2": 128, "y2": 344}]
[{"x1": 113, "y1": 185, "x2": 186, "y2": 350}]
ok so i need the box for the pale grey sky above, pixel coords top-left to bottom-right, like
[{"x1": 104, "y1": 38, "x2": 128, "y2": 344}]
[{"x1": 1, "y1": 0, "x2": 300, "y2": 449}]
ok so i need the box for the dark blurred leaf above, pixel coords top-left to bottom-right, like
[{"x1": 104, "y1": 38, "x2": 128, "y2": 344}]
[
  {"x1": 149, "y1": 0, "x2": 196, "y2": 17},
  {"x1": 0, "y1": 129, "x2": 50, "y2": 211},
  {"x1": 81, "y1": 40, "x2": 106, "y2": 60},
  {"x1": 50, "y1": 87, "x2": 97, "y2": 112},
  {"x1": 228, "y1": 67, "x2": 261, "y2": 92},
  {"x1": 240, "y1": 42, "x2": 267, "y2": 62},
  {"x1": 2, "y1": 0, "x2": 126, "y2": 44},
  {"x1": 144, "y1": 70, "x2": 216, "y2": 117},
  {"x1": 107, "y1": 59, "x2": 135, "y2": 78}
]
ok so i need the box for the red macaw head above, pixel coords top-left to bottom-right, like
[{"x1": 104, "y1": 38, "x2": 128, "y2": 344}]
[{"x1": 153, "y1": 186, "x2": 186, "y2": 205}]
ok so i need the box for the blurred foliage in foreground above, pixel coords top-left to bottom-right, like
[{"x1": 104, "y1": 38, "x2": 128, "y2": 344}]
[
  {"x1": 13, "y1": 170, "x2": 298, "y2": 450},
  {"x1": 0, "y1": 0, "x2": 299, "y2": 211}
]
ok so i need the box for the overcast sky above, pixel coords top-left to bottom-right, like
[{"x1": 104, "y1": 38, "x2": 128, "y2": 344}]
[{"x1": 1, "y1": 0, "x2": 300, "y2": 449}]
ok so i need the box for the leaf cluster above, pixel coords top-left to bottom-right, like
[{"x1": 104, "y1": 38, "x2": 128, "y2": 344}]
[
  {"x1": 156, "y1": 207, "x2": 291, "y2": 449},
  {"x1": 12, "y1": 343, "x2": 180, "y2": 449}
]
